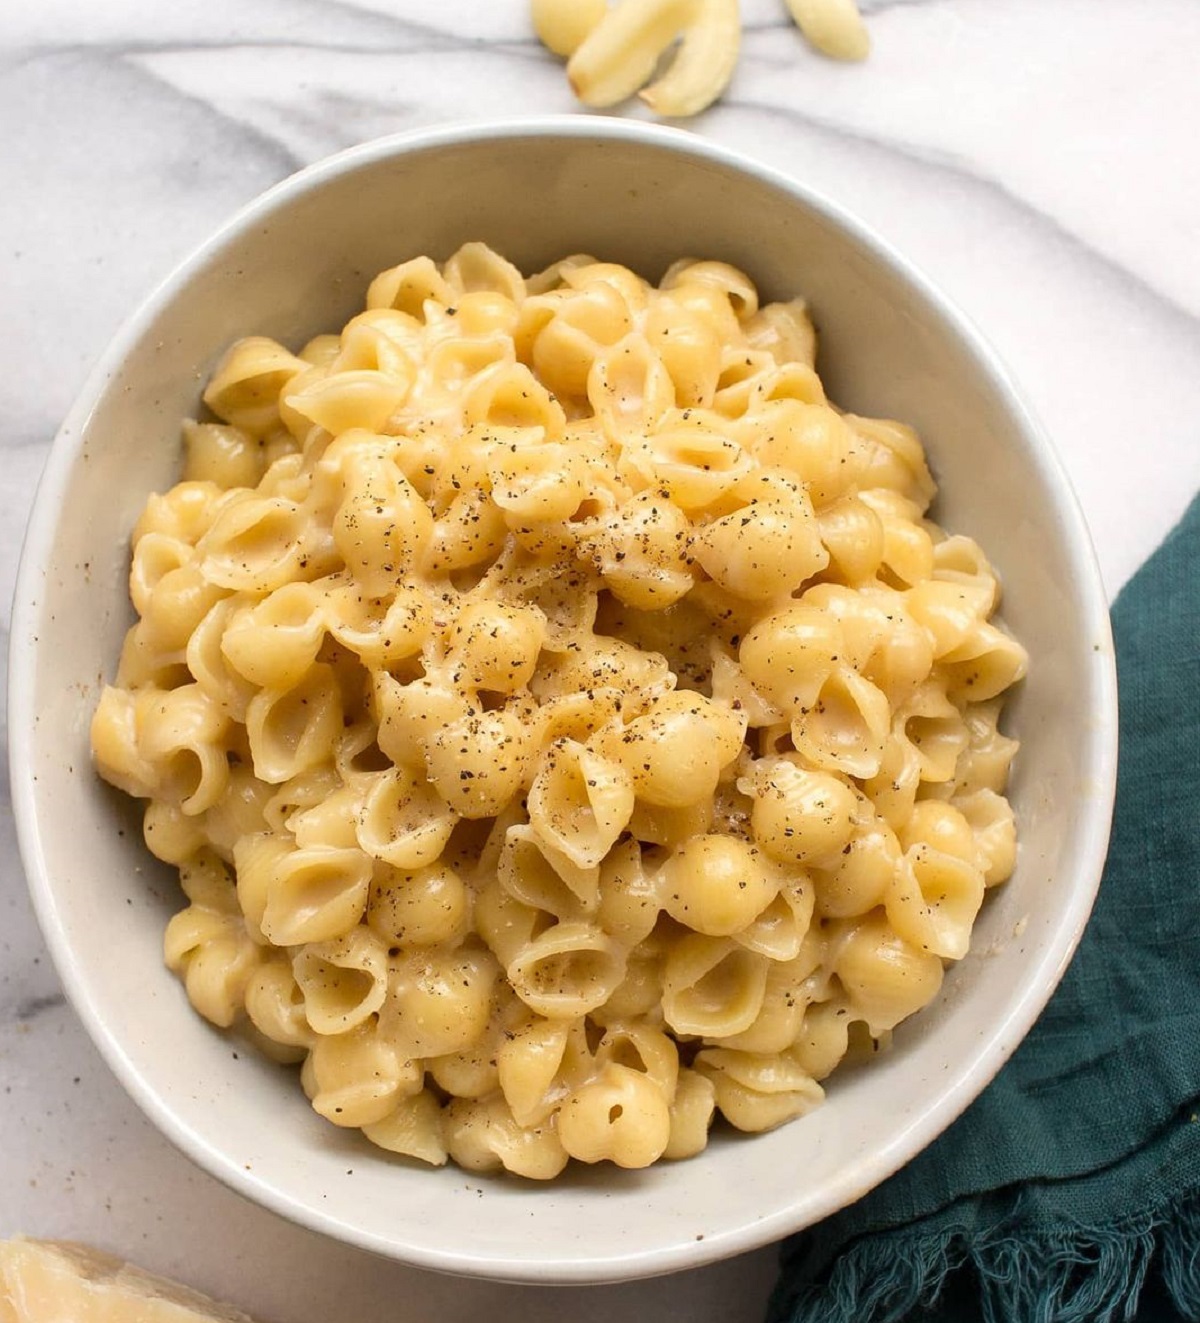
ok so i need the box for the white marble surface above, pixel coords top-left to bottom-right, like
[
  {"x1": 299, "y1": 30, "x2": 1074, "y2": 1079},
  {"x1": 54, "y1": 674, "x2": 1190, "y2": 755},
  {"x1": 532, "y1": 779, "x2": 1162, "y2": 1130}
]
[{"x1": 1, "y1": 2, "x2": 1197, "y2": 1319}]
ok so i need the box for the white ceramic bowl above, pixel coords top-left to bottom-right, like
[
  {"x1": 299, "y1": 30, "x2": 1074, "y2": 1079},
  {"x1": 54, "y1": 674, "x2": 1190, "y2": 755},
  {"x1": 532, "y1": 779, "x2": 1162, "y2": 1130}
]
[{"x1": 10, "y1": 119, "x2": 1118, "y2": 1284}]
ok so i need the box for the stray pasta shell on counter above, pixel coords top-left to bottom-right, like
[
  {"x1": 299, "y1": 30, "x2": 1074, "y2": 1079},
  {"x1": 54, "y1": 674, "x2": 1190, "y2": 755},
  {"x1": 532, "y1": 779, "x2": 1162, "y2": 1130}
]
[
  {"x1": 639, "y1": 0, "x2": 741, "y2": 119},
  {"x1": 91, "y1": 243, "x2": 1028, "y2": 1180},
  {"x1": 565, "y1": 0, "x2": 741, "y2": 117},
  {"x1": 785, "y1": 0, "x2": 871, "y2": 61},
  {"x1": 531, "y1": 0, "x2": 608, "y2": 57},
  {"x1": 535, "y1": 0, "x2": 870, "y2": 120},
  {"x1": 566, "y1": 0, "x2": 698, "y2": 108}
]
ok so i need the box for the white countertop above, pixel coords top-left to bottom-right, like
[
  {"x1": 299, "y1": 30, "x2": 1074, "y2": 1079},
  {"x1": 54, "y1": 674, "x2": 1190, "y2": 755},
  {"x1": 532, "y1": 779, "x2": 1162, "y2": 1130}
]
[{"x1": 2, "y1": 2, "x2": 1198, "y2": 1319}]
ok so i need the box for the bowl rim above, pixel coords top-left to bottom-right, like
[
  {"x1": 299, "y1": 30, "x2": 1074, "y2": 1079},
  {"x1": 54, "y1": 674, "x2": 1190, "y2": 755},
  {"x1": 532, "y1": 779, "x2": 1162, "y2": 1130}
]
[{"x1": 8, "y1": 114, "x2": 1119, "y2": 1283}]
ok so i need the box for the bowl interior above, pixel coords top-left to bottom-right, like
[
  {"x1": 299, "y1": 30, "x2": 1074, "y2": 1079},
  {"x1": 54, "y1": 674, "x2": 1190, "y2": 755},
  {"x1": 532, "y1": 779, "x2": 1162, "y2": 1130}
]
[{"x1": 11, "y1": 122, "x2": 1116, "y2": 1283}]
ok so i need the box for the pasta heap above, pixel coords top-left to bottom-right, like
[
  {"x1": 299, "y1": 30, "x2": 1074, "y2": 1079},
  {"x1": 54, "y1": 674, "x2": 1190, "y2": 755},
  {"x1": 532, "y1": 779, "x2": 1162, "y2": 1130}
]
[{"x1": 91, "y1": 245, "x2": 1028, "y2": 1178}]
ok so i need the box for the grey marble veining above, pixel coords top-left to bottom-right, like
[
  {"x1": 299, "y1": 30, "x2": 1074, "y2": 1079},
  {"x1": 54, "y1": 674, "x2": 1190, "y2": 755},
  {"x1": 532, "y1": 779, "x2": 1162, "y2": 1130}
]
[{"x1": 1, "y1": 2, "x2": 1197, "y2": 1319}]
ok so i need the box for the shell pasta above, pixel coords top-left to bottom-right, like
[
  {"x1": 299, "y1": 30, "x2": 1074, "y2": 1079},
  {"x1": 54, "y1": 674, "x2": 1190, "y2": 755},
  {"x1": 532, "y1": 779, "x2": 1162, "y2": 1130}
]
[{"x1": 91, "y1": 244, "x2": 1027, "y2": 1178}]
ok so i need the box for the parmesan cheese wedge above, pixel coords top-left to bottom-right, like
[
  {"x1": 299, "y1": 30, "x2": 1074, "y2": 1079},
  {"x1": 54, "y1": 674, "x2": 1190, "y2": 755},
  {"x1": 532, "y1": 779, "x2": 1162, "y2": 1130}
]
[{"x1": 0, "y1": 1239, "x2": 258, "y2": 1323}]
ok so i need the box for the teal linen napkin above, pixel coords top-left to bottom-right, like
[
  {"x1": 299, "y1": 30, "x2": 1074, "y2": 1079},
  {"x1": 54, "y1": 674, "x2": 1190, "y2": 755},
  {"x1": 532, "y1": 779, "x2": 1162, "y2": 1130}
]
[{"x1": 769, "y1": 492, "x2": 1200, "y2": 1323}]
